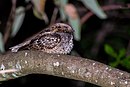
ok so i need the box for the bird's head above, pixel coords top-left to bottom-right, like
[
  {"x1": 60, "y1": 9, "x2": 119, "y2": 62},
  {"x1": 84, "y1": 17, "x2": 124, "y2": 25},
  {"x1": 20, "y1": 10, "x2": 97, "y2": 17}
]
[{"x1": 50, "y1": 23, "x2": 74, "y2": 34}]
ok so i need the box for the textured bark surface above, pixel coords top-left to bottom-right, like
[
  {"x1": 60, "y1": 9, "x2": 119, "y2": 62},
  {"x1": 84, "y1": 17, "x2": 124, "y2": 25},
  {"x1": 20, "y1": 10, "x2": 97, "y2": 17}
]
[{"x1": 0, "y1": 50, "x2": 130, "y2": 87}]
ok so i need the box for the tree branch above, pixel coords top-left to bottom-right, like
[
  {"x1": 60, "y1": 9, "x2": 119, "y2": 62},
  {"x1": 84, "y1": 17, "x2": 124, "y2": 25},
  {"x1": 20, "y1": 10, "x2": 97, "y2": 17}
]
[
  {"x1": 0, "y1": 50, "x2": 130, "y2": 87},
  {"x1": 4, "y1": 0, "x2": 16, "y2": 44}
]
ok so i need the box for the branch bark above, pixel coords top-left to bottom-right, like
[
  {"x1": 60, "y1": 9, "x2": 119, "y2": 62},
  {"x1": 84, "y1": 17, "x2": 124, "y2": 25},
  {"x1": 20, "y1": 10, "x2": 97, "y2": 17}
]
[{"x1": 0, "y1": 50, "x2": 130, "y2": 87}]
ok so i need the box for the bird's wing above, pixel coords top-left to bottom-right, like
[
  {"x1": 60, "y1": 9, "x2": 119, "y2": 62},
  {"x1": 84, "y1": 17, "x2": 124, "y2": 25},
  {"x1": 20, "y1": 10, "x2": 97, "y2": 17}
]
[{"x1": 29, "y1": 33, "x2": 61, "y2": 50}]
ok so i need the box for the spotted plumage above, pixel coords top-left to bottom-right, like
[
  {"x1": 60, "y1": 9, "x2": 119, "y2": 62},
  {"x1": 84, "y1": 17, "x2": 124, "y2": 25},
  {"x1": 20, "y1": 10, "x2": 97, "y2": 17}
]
[{"x1": 10, "y1": 23, "x2": 74, "y2": 54}]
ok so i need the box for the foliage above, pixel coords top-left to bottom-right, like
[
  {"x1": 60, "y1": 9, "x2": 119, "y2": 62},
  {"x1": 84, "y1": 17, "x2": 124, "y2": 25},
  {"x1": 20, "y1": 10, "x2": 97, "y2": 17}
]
[
  {"x1": 0, "y1": 0, "x2": 107, "y2": 53},
  {"x1": 104, "y1": 44, "x2": 130, "y2": 69},
  {"x1": 0, "y1": 33, "x2": 5, "y2": 53},
  {"x1": 11, "y1": 7, "x2": 25, "y2": 37},
  {"x1": 54, "y1": 0, "x2": 107, "y2": 41}
]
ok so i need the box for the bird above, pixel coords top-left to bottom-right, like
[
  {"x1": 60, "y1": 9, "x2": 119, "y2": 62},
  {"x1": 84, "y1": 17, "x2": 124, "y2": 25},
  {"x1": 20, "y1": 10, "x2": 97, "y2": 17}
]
[{"x1": 10, "y1": 23, "x2": 74, "y2": 54}]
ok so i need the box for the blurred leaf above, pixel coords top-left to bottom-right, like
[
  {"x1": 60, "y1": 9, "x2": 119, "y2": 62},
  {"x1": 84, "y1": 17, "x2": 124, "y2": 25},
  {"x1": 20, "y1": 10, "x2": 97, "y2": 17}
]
[
  {"x1": 33, "y1": 9, "x2": 48, "y2": 23},
  {"x1": 104, "y1": 44, "x2": 117, "y2": 58},
  {"x1": 65, "y1": 4, "x2": 81, "y2": 41},
  {"x1": 81, "y1": 0, "x2": 107, "y2": 19},
  {"x1": 11, "y1": 7, "x2": 25, "y2": 37},
  {"x1": 126, "y1": 56, "x2": 130, "y2": 59},
  {"x1": 54, "y1": 0, "x2": 68, "y2": 20},
  {"x1": 59, "y1": 8, "x2": 67, "y2": 21},
  {"x1": 69, "y1": 18, "x2": 81, "y2": 41},
  {"x1": 121, "y1": 58, "x2": 130, "y2": 69},
  {"x1": 109, "y1": 61, "x2": 119, "y2": 67},
  {"x1": 0, "y1": 33, "x2": 5, "y2": 53},
  {"x1": 32, "y1": 0, "x2": 48, "y2": 23},
  {"x1": 118, "y1": 48, "x2": 126, "y2": 58},
  {"x1": 54, "y1": 0, "x2": 68, "y2": 6}
]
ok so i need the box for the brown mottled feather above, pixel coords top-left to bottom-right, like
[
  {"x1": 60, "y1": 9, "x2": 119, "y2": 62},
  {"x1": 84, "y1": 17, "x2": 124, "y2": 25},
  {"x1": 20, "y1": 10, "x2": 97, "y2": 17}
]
[{"x1": 10, "y1": 23, "x2": 74, "y2": 54}]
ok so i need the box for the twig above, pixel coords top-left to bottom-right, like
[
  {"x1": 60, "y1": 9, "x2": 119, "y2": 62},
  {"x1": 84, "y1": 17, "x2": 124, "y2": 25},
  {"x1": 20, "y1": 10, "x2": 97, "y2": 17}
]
[
  {"x1": 50, "y1": 8, "x2": 58, "y2": 26},
  {"x1": 3, "y1": 0, "x2": 16, "y2": 44},
  {"x1": 0, "y1": 50, "x2": 130, "y2": 87},
  {"x1": 91, "y1": 22, "x2": 114, "y2": 56},
  {"x1": 81, "y1": 4, "x2": 130, "y2": 24},
  {"x1": 16, "y1": 4, "x2": 32, "y2": 16}
]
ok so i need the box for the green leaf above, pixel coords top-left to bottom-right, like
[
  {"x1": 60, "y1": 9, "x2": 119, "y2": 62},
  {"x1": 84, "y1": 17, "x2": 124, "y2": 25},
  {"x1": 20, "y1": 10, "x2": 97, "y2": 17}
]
[
  {"x1": 126, "y1": 56, "x2": 130, "y2": 60},
  {"x1": 68, "y1": 17, "x2": 81, "y2": 41},
  {"x1": 81, "y1": 0, "x2": 107, "y2": 19},
  {"x1": 33, "y1": 8, "x2": 48, "y2": 23},
  {"x1": 104, "y1": 44, "x2": 117, "y2": 58},
  {"x1": 118, "y1": 48, "x2": 126, "y2": 58},
  {"x1": 59, "y1": 8, "x2": 67, "y2": 21},
  {"x1": 54, "y1": 0, "x2": 68, "y2": 6},
  {"x1": 54, "y1": 0, "x2": 68, "y2": 20},
  {"x1": 0, "y1": 33, "x2": 5, "y2": 53},
  {"x1": 109, "y1": 61, "x2": 119, "y2": 67},
  {"x1": 32, "y1": 0, "x2": 48, "y2": 23},
  {"x1": 11, "y1": 7, "x2": 25, "y2": 37},
  {"x1": 121, "y1": 58, "x2": 130, "y2": 69}
]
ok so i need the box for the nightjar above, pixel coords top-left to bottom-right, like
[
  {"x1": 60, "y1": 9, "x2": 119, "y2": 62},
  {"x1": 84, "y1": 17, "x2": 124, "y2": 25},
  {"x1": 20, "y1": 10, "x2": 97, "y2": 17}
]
[{"x1": 10, "y1": 23, "x2": 74, "y2": 54}]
